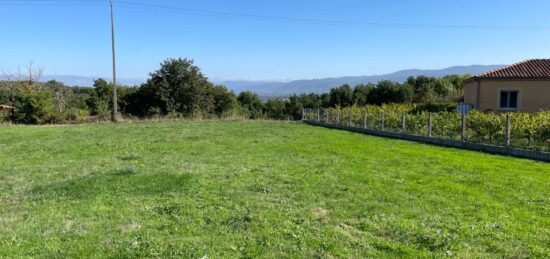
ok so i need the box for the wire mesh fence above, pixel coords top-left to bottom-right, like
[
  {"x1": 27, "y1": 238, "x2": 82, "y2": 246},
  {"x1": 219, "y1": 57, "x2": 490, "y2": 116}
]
[{"x1": 303, "y1": 107, "x2": 550, "y2": 153}]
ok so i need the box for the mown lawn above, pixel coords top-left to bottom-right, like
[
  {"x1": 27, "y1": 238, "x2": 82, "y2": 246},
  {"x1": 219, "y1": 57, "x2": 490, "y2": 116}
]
[{"x1": 0, "y1": 121, "x2": 549, "y2": 258}]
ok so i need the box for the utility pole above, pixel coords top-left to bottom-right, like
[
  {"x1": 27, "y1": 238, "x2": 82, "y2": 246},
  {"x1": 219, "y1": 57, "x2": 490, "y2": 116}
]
[{"x1": 110, "y1": 0, "x2": 118, "y2": 122}]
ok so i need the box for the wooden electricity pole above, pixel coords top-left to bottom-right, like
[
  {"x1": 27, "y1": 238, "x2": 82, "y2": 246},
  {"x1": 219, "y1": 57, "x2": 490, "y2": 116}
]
[{"x1": 110, "y1": 0, "x2": 118, "y2": 122}]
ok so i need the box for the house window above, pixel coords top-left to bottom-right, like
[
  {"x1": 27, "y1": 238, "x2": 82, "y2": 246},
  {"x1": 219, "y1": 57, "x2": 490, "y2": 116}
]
[{"x1": 500, "y1": 91, "x2": 519, "y2": 110}]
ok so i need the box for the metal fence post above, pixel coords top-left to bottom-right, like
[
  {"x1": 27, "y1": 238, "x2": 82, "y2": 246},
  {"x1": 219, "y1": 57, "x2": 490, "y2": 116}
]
[
  {"x1": 364, "y1": 112, "x2": 368, "y2": 129},
  {"x1": 317, "y1": 108, "x2": 320, "y2": 123},
  {"x1": 461, "y1": 114, "x2": 466, "y2": 142},
  {"x1": 428, "y1": 113, "x2": 433, "y2": 137},
  {"x1": 302, "y1": 108, "x2": 305, "y2": 121},
  {"x1": 402, "y1": 112, "x2": 406, "y2": 133},
  {"x1": 506, "y1": 114, "x2": 512, "y2": 148},
  {"x1": 381, "y1": 111, "x2": 385, "y2": 131}
]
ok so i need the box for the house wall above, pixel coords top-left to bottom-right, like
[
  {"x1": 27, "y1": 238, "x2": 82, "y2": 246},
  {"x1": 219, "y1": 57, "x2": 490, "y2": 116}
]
[{"x1": 464, "y1": 80, "x2": 550, "y2": 113}]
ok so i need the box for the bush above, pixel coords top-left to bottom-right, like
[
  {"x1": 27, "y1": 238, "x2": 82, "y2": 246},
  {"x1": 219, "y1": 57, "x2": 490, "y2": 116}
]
[
  {"x1": 467, "y1": 111, "x2": 505, "y2": 144},
  {"x1": 11, "y1": 91, "x2": 54, "y2": 124},
  {"x1": 238, "y1": 91, "x2": 263, "y2": 119},
  {"x1": 264, "y1": 99, "x2": 287, "y2": 120}
]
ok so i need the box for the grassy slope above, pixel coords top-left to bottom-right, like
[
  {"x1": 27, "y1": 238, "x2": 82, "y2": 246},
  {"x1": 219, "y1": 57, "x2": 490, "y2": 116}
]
[{"x1": 0, "y1": 121, "x2": 549, "y2": 258}]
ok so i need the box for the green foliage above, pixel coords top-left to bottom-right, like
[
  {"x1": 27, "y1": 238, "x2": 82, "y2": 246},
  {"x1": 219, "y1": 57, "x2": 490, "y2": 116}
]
[
  {"x1": 407, "y1": 75, "x2": 467, "y2": 104},
  {"x1": 410, "y1": 103, "x2": 456, "y2": 114},
  {"x1": 0, "y1": 78, "x2": 126, "y2": 124},
  {"x1": 511, "y1": 112, "x2": 550, "y2": 147},
  {"x1": 352, "y1": 83, "x2": 374, "y2": 106},
  {"x1": 431, "y1": 112, "x2": 461, "y2": 139},
  {"x1": 286, "y1": 95, "x2": 304, "y2": 120},
  {"x1": 368, "y1": 80, "x2": 413, "y2": 105},
  {"x1": 212, "y1": 85, "x2": 238, "y2": 117},
  {"x1": 133, "y1": 58, "x2": 212, "y2": 116},
  {"x1": 237, "y1": 91, "x2": 263, "y2": 119},
  {"x1": 123, "y1": 58, "x2": 238, "y2": 119},
  {"x1": 313, "y1": 104, "x2": 550, "y2": 151},
  {"x1": 264, "y1": 99, "x2": 287, "y2": 120},
  {"x1": 306, "y1": 75, "x2": 466, "y2": 109},
  {"x1": 329, "y1": 84, "x2": 354, "y2": 107},
  {"x1": 85, "y1": 79, "x2": 112, "y2": 118},
  {"x1": 0, "y1": 59, "x2": 472, "y2": 124},
  {"x1": 301, "y1": 93, "x2": 322, "y2": 108},
  {"x1": 467, "y1": 111, "x2": 505, "y2": 144},
  {"x1": 11, "y1": 90, "x2": 54, "y2": 124}
]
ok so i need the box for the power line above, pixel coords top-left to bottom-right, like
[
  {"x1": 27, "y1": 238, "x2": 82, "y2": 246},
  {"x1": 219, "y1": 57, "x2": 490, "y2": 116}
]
[
  {"x1": 114, "y1": 1, "x2": 550, "y2": 31},
  {"x1": 0, "y1": 0, "x2": 104, "y2": 4},
  {"x1": 0, "y1": 0, "x2": 104, "y2": 2},
  {"x1": 1, "y1": 0, "x2": 550, "y2": 31}
]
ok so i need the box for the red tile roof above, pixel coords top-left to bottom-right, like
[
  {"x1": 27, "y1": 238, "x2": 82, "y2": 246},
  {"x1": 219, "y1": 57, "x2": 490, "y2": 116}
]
[{"x1": 473, "y1": 59, "x2": 550, "y2": 80}]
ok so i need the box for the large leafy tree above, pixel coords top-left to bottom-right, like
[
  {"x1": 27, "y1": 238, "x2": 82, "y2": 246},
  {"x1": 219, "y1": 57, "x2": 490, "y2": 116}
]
[
  {"x1": 353, "y1": 83, "x2": 375, "y2": 106},
  {"x1": 140, "y1": 58, "x2": 212, "y2": 116},
  {"x1": 146, "y1": 58, "x2": 211, "y2": 116},
  {"x1": 124, "y1": 58, "x2": 237, "y2": 118},
  {"x1": 86, "y1": 78, "x2": 113, "y2": 117},
  {"x1": 320, "y1": 93, "x2": 331, "y2": 108},
  {"x1": 368, "y1": 80, "x2": 413, "y2": 105},
  {"x1": 264, "y1": 99, "x2": 287, "y2": 120},
  {"x1": 212, "y1": 85, "x2": 238, "y2": 117},
  {"x1": 286, "y1": 95, "x2": 304, "y2": 120},
  {"x1": 329, "y1": 84, "x2": 353, "y2": 107},
  {"x1": 300, "y1": 93, "x2": 321, "y2": 109},
  {"x1": 238, "y1": 91, "x2": 263, "y2": 119}
]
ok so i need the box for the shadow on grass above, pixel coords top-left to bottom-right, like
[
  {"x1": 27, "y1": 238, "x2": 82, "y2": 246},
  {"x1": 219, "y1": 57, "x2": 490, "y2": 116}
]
[{"x1": 28, "y1": 171, "x2": 195, "y2": 202}]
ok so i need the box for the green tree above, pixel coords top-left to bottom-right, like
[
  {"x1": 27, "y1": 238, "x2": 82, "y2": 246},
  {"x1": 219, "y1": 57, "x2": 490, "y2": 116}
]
[
  {"x1": 133, "y1": 58, "x2": 214, "y2": 117},
  {"x1": 301, "y1": 93, "x2": 321, "y2": 108},
  {"x1": 368, "y1": 81, "x2": 413, "y2": 105},
  {"x1": 264, "y1": 99, "x2": 288, "y2": 120},
  {"x1": 286, "y1": 95, "x2": 304, "y2": 120},
  {"x1": 11, "y1": 90, "x2": 54, "y2": 124},
  {"x1": 212, "y1": 85, "x2": 238, "y2": 117},
  {"x1": 407, "y1": 76, "x2": 437, "y2": 103},
  {"x1": 86, "y1": 78, "x2": 113, "y2": 118},
  {"x1": 238, "y1": 91, "x2": 263, "y2": 119},
  {"x1": 320, "y1": 93, "x2": 331, "y2": 108},
  {"x1": 329, "y1": 84, "x2": 353, "y2": 107},
  {"x1": 353, "y1": 83, "x2": 374, "y2": 106}
]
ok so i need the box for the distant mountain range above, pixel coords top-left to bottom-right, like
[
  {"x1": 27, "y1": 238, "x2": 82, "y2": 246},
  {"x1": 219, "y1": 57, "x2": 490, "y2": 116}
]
[
  {"x1": 4, "y1": 64, "x2": 502, "y2": 97},
  {"x1": 219, "y1": 65, "x2": 503, "y2": 97},
  {"x1": 0, "y1": 74, "x2": 145, "y2": 87},
  {"x1": 37, "y1": 75, "x2": 145, "y2": 87}
]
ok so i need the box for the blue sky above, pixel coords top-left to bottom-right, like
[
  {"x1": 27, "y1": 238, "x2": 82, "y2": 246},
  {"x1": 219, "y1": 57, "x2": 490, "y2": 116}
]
[{"x1": 1, "y1": 0, "x2": 550, "y2": 81}]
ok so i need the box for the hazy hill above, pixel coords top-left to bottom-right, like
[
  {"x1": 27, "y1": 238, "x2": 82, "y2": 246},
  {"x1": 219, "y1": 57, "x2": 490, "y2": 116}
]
[
  {"x1": 220, "y1": 65, "x2": 502, "y2": 97},
  {"x1": 0, "y1": 75, "x2": 144, "y2": 87},
  {"x1": 3, "y1": 65, "x2": 502, "y2": 96}
]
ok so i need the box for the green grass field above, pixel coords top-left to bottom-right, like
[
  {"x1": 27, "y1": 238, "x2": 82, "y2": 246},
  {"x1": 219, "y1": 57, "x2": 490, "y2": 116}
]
[{"x1": 1, "y1": 121, "x2": 549, "y2": 258}]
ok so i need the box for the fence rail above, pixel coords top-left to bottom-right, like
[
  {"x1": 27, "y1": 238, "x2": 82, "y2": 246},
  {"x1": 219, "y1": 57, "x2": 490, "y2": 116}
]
[{"x1": 302, "y1": 108, "x2": 550, "y2": 162}]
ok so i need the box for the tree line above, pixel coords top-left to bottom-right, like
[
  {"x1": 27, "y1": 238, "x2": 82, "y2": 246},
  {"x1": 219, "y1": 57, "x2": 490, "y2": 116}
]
[{"x1": 0, "y1": 58, "x2": 469, "y2": 124}]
